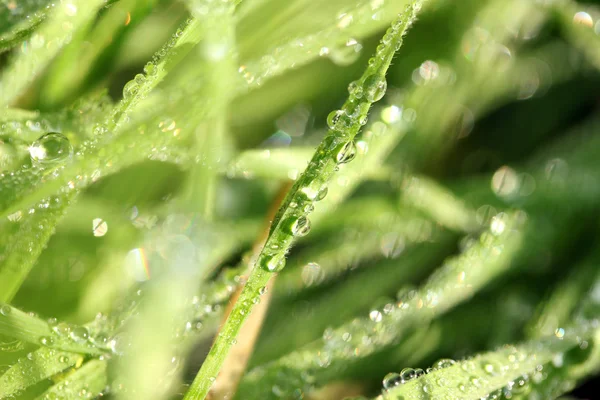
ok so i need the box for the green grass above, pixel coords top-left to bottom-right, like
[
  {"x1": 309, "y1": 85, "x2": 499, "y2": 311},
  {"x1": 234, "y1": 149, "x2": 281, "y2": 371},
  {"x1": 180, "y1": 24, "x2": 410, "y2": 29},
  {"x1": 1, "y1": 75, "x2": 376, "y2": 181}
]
[{"x1": 1, "y1": 0, "x2": 600, "y2": 399}]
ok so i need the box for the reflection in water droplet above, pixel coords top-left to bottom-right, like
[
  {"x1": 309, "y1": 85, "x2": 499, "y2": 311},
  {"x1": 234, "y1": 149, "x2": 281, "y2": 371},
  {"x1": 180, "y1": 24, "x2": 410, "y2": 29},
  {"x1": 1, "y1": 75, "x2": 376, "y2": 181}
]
[
  {"x1": 382, "y1": 372, "x2": 401, "y2": 390},
  {"x1": 29, "y1": 133, "x2": 73, "y2": 165},
  {"x1": 301, "y1": 262, "x2": 322, "y2": 286},
  {"x1": 573, "y1": 11, "x2": 593, "y2": 27},
  {"x1": 336, "y1": 141, "x2": 357, "y2": 164},
  {"x1": 93, "y1": 218, "x2": 108, "y2": 237}
]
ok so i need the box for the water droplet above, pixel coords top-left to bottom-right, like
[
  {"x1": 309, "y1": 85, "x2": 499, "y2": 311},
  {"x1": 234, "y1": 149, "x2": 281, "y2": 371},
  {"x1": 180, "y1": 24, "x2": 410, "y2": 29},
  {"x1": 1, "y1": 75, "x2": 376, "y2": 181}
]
[
  {"x1": 92, "y1": 218, "x2": 108, "y2": 237},
  {"x1": 291, "y1": 216, "x2": 311, "y2": 237},
  {"x1": 29, "y1": 133, "x2": 73, "y2": 165},
  {"x1": 315, "y1": 186, "x2": 328, "y2": 201},
  {"x1": 301, "y1": 262, "x2": 322, "y2": 286},
  {"x1": 433, "y1": 358, "x2": 456, "y2": 370},
  {"x1": 327, "y1": 110, "x2": 345, "y2": 129},
  {"x1": 258, "y1": 287, "x2": 267, "y2": 295},
  {"x1": 383, "y1": 372, "x2": 402, "y2": 390},
  {"x1": 0, "y1": 305, "x2": 11, "y2": 316},
  {"x1": 400, "y1": 367, "x2": 422, "y2": 383},
  {"x1": 335, "y1": 141, "x2": 357, "y2": 164},
  {"x1": 573, "y1": 11, "x2": 593, "y2": 27},
  {"x1": 363, "y1": 74, "x2": 387, "y2": 102},
  {"x1": 369, "y1": 310, "x2": 382, "y2": 322},
  {"x1": 264, "y1": 256, "x2": 286, "y2": 272},
  {"x1": 69, "y1": 326, "x2": 89, "y2": 343},
  {"x1": 123, "y1": 80, "x2": 139, "y2": 98},
  {"x1": 40, "y1": 336, "x2": 54, "y2": 346}
]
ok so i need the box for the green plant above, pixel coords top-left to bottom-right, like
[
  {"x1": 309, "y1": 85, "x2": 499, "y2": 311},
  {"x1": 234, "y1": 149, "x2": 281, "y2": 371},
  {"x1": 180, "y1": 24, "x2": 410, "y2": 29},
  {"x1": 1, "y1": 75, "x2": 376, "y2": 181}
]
[{"x1": 1, "y1": 0, "x2": 600, "y2": 399}]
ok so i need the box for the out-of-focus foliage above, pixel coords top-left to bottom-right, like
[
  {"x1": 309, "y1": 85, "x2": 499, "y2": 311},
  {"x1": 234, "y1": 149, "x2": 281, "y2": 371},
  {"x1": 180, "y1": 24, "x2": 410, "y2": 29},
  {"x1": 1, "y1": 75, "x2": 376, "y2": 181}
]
[{"x1": 1, "y1": 0, "x2": 600, "y2": 399}]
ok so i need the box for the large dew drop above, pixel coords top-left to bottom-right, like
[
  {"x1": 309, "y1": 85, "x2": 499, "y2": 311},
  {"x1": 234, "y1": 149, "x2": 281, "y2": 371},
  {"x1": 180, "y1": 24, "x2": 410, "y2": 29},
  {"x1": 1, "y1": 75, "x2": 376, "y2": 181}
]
[
  {"x1": 335, "y1": 141, "x2": 357, "y2": 164},
  {"x1": 263, "y1": 255, "x2": 286, "y2": 272},
  {"x1": 291, "y1": 216, "x2": 311, "y2": 237},
  {"x1": 363, "y1": 74, "x2": 387, "y2": 102},
  {"x1": 29, "y1": 133, "x2": 73, "y2": 165},
  {"x1": 382, "y1": 372, "x2": 402, "y2": 390}
]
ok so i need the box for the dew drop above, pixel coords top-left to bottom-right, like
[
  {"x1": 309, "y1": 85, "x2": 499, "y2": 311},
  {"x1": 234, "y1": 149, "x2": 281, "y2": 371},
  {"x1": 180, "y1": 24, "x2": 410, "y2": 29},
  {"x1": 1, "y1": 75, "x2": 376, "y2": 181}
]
[
  {"x1": 434, "y1": 358, "x2": 456, "y2": 370},
  {"x1": 382, "y1": 372, "x2": 402, "y2": 390},
  {"x1": 291, "y1": 216, "x2": 311, "y2": 237},
  {"x1": 0, "y1": 305, "x2": 11, "y2": 316},
  {"x1": 400, "y1": 367, "x2": 421, "y2": 383},
  {"x1": 369, "y1": 310, "x2": 382, "y2": 322},
  {"x1": 29, "y1": 133, "x2": 73, "y2": 165},
  {"x1": 363, "y1": 74, "x2": 387, "y2": 102},
  {"x1": 264, "y1": 256, "x2": 286, "y2": 272},
  {"x1": 69, "y1": 326, "x2": 89, "y2": 343},
  {"x1": 335, "y1": 141, "x2": 357, "y2": 164},
  {"x1": 92, "y1": 218, "x2": 108, "y2": 237},
  {"x1": 123, "y1": 80, "x2": 139, "y2": 98},
  {"x1": 315, "y1": 186, "x2": 328, "y2": 201},
  {"x1": 327, "y1": 110, "x2": 345, "y2": 129}
]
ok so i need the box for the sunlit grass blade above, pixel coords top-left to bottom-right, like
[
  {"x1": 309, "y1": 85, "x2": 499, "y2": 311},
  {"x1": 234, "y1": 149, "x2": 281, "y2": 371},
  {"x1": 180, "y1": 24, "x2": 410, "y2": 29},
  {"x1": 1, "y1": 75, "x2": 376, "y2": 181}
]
[
  {"x1": 183, "y1": 4, "x2": 425, "y2": 399},
  {"x1": 41, "y1": 0, "x2": 158, "y2": 107},
  {"x1": 0, "y1": 347, "x2": 83, "y2": 398},
  {"x1": 400, "y1": 174, "x2": 478, "y2": 232},
  {"x1": 0, "y1": 0, "x2": 51, "y2": 52},
  {"x1": 34, "y1": 359, "x2": 107, "y2": 400},
  {"x1": 274, "y1": 198, "x2": 441, "y2": 297},
  {"x1": 226, "y1": 147, "x2": 313, "y2": 180},
  {"x1": 378, "y1": 323, "x2": 596, "y2": 399},
  {"x1": 0, "y1": 0, "x2": 106, "y2": 107},
  {"x1": 0, "y1": 303, "x2": 106, "y2": 354},
  {"x1": 0, "y1": 194, "x2": 74, "y2": 303}
]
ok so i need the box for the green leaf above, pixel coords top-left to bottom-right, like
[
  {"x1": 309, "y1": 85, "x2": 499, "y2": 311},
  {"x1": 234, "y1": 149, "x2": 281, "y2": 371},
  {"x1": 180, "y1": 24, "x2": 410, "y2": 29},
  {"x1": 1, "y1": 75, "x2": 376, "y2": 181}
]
[
  {"x1": 184, "y1": 3, "x2": 425, "y2": 399},
  {"x1": 35, "y1": 359, "x2": 107, "y2": 400},
  {"x1": 0, "y1": 347, "x2": 82, "y2": 398},
  {"x1": 0, "y1": 303, "x2": 106, "y2": 354},
  {"x1": 0, "y1": 194, "x2": 74, "y2": 303},
  {"x1": 0, "y1": 0, "x2": 107, "y2": 107},
  {"x1": 0, "y1": 0, "x2": 50, "y2": 52},
  {"x1": 379, "y1": 324, "x2": 595, "y2": 399}
]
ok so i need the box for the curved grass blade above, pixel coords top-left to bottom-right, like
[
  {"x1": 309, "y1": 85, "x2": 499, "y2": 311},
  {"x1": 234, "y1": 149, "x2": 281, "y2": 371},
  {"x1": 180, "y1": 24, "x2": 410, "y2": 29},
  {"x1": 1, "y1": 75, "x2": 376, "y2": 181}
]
[
  {"x1": 183, "y1": 4, "x2": 426, "y2": 399},
  {"x1": 378, "y1": 324, "x2": 596, "y2": 399},
  {"x1": 0, "y1": 0, "x2": 107, "y2": 107},
  {"x1": 0, "y1": 347, "x2": 83, "y2": 398},
  {"x1": 274, "y1": 198, "x2": 440, "y2": 297},
  {"x1": 400, "y1": 174, "x2": 478, "y2": 232},
  {"x1": 41, "y1": 0, "x2": 158, "y2": 107},
  {"x1": 0, "y1": 0, "x2": 52, "y2": 52},
  {"x1": 0, "y1": 303, "x2": 106, "y2": 355},
  {"x1": 0, "y1": 194, "x2": 75, "y2": 303},
  {"x1": 34, "y1": 359, "x2": 107, "y2": 400}
]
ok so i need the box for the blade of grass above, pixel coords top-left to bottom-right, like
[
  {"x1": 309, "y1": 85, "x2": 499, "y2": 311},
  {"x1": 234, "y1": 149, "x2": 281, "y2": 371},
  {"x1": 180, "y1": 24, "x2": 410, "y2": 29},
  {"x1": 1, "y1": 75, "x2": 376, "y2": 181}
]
[
  {"x1": 0, "y1": 0, "x2": 107, "y2": 107},
  {"x1": 0, "y1": 347, "x2": 83, "y2": 398},
  {"x1": 183, "y1": 4, "x2": 426, "y2": 399},
  {"x1": 41, "y1": 0, "x2": 158, "y2": 107},
  {"x1": 379, "y1": 323, "x2": 596, "y2": 399},
  {"x1": 0, "y1": 303, "x2": 106, "y2": 355},
  {"x1": 0, "y1": 0, "x2": 52, "y2": 53},
  {"x1": 34, "y1": 359, "x2": 107, "y2": 400}
]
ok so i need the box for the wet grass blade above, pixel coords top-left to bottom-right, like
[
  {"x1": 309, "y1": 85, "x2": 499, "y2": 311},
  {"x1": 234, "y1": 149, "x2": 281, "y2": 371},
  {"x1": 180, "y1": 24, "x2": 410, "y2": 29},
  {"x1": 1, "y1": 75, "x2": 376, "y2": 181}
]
[
  {"x1": 183, "y1": 3, "x2": 426, "y2": 399},
  {"x1": 0, "y1": 0, "x2": 106, "y2": 107}
]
